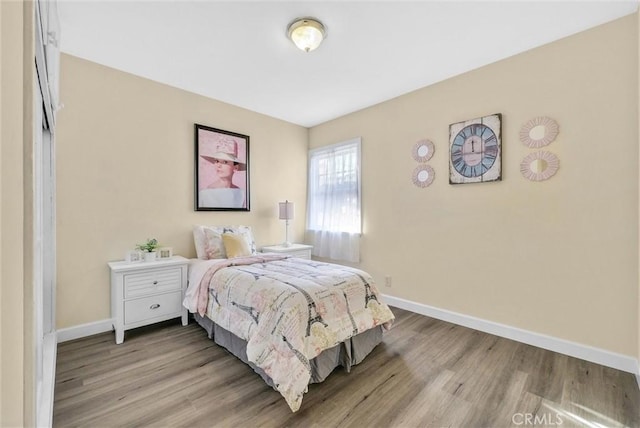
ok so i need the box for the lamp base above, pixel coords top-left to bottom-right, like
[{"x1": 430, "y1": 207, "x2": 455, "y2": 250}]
[{"x1": 282, "y1": 219, "x2": 292, "y2": 248}]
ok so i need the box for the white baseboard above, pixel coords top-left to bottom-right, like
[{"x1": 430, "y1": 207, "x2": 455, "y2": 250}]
[
  {"x1": 383, "y1": 294, "x2": 639, "y2": 376},
  {"x1": 57, "y1": 318, "x2": 114, "y2": 343}
]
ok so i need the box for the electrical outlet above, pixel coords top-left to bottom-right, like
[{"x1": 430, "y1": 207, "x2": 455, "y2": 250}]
[{"x1": 384, "y1": 276, "x2": 392, "y2": 287}]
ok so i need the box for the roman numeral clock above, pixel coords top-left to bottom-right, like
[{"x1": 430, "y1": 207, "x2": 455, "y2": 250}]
[{"x1": 449, "y1": 113, "x2": 502, "y2": 184}]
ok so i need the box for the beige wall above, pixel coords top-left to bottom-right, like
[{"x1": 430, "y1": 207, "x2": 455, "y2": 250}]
[
  {"x1": 311, "y1": 15, "x2": 639, "y2": 357},
  {"x1": 56, "y1": 55, "x2": 308, "y2": 329},
  {"x1": 1, "y1": 1, "x2": 35, "y2": 426},
  {"x1": 57, "y1": 15, "x2": 639, "y2": 359}
]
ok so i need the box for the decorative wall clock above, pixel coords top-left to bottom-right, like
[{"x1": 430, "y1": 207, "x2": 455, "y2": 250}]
[{"x1": 449, "y1": 113, "x2": 502, "y2": 184}]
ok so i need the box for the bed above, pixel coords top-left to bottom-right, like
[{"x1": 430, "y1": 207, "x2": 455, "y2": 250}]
[{"x1": 183, "y1": 225, "x2": 395, "y2": 412}]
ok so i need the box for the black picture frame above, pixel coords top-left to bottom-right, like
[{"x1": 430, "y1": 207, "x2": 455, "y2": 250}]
[{"x1": 194, "y1": 124, "x2": 250, "y2": 211}]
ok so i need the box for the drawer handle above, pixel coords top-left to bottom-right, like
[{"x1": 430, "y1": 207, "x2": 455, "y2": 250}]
[
  {"x1": 150, "y1": 304, "x2": 161, "y2": 310},
  {"x1": 152, "y1": 281, "x2": 158, "y2": 285}
]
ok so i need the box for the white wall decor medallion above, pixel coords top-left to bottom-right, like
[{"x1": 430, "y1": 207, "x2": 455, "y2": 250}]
[
  {"x1": 411, "y1": 138, "x2": 435, "y2": 188},
  {"x1": 519, "y1": 116, "x2": 559, "y2": 148},
  {"x1": 412, "y1": 139, "x2": 435, "y2": 162},
  {"x1": 520, "y1": 151, "x2": 559, "y2": 181},
  {"x1": 412, "y1": 165, "x2": 435, "y2": 188}
]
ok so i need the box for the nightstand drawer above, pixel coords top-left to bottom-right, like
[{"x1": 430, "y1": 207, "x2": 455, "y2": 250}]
[
  {"x1": 124, "y1": 267, "x2": 182, "y2": 298},
  {"x1": 124, "y1": 291, "x2": 183, "y2": 325}
]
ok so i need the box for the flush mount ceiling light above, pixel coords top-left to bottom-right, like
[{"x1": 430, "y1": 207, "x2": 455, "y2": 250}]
[{"x1": 287, "y1": 17, "x2": 326, "y2": 52}]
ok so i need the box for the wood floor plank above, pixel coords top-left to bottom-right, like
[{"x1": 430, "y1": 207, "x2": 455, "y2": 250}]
[{"x1": 53, "y1": 307, "x2": 640, "y2": 427}]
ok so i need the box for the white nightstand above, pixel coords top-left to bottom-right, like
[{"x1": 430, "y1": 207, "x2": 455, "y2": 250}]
[
  {"x1": 108, "y1": 255, "x2": 189, "y2": 344},
  {"x1": 261, "y1": 244, "x2": 313, "y2": 259}
]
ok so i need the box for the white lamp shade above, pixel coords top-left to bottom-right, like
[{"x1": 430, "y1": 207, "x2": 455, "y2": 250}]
[{"x1": 279, "y1": 201, "x2": 294, "y2": 220}]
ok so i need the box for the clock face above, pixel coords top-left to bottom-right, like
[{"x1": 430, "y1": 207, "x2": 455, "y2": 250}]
[
  {"x1": 451, "y1": 124, "x2": 498, "y2": 177},
  {"x1": 449, "y1": 114, "x2": 502, "y2": 184}
]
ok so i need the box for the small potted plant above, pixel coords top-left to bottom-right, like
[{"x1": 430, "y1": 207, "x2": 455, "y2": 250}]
[{"x1": 136, "y1": 238, "x2": 160, "y2": 262}]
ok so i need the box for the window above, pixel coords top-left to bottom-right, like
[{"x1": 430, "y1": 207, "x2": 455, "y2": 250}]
[{"x1": 306, "y1": 138, "x2": 361, "y2": 262}]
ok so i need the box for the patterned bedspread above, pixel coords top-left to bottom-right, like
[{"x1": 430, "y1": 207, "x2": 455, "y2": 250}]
[{"x1": 183, "y1": 255, "x2": 395, "y2": 412}]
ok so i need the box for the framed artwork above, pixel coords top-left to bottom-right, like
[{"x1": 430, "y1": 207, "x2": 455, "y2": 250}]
[
  {"x1": 158, "y1": 247, "x2": 173, "y2": 259},
  {"x1": 449, "y1": 113, "x2": 502, "y2": 184},
  {"x1": 195, "y1": 124, "x2": 250, "y2": 211},
  {"x1": 125, "y1": 250, "x2": 143, "y2": 263}
]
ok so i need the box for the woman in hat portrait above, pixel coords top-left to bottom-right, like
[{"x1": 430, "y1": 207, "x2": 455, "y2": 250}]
[{"x1": 197, "y1": 135, "x2": 248, "y2": 209}]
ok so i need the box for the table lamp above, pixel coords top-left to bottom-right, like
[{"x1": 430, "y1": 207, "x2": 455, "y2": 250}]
[{"x1": 278, "y1": 200, "x2": 294, "y2": 247}]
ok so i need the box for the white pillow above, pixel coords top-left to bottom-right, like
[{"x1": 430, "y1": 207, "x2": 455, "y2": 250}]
[{"x1": 193, "y1": 225, "x2": 257, "y2": 260}]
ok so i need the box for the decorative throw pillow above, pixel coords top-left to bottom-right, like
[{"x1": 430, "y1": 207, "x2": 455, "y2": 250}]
[
  {"x1": 221, "y1": 232, "x2": 252, "y2": 258},
  {"x1": 193, "y1": 225, "x2": 226, "y2": 259},
  {"x1": 203, "y1": 227, "x2": 227, "y2": 259},
  {"x1": 229, "y1": 225, "x2": 257, "y2": 255},
  {"x1": 193, "y1": 225, "x2": 257, "y2": 259}
]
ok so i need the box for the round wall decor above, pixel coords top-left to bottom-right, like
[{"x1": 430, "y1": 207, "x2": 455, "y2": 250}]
[
  {"x1": 412, "y1": 139, "x2": 435, "y2": 163},
  {"x1": 412, "y1": 165, "x2": 435, "y2": 188},
  {"x1": 519, "y1": 116, "x2": 559, "y2": 148},
  {"x1": 520, "y1": 151, "x2": 560, "y2": 181}
]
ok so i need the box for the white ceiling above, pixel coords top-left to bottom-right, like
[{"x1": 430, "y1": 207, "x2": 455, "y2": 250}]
[{"x1": 57, "y1": 1, "x2": 638, "y2": 127}]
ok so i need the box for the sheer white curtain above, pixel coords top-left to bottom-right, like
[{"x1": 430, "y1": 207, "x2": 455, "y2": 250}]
[{"x1": 306, "y1": 138, "x2": 361, "y2": 263}]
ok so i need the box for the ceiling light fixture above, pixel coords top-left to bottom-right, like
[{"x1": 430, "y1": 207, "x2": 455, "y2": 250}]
[{"x1": 287, "y1": 17, "x2": 326, "y2": 53}]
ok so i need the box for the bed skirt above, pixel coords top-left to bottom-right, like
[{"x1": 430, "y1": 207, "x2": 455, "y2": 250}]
[{"x1": 193, "y1": 313, "x2": 383, "y2": 389}]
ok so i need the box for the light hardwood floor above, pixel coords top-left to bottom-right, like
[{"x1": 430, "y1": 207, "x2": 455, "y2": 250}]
[{"x1": 54, "y1": 307, "x2": 639, "y2": 427}]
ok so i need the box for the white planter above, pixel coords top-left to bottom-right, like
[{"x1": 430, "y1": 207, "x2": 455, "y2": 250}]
[{"x1": 144, "y1": 251, "x2": 157, "y2": 262}]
